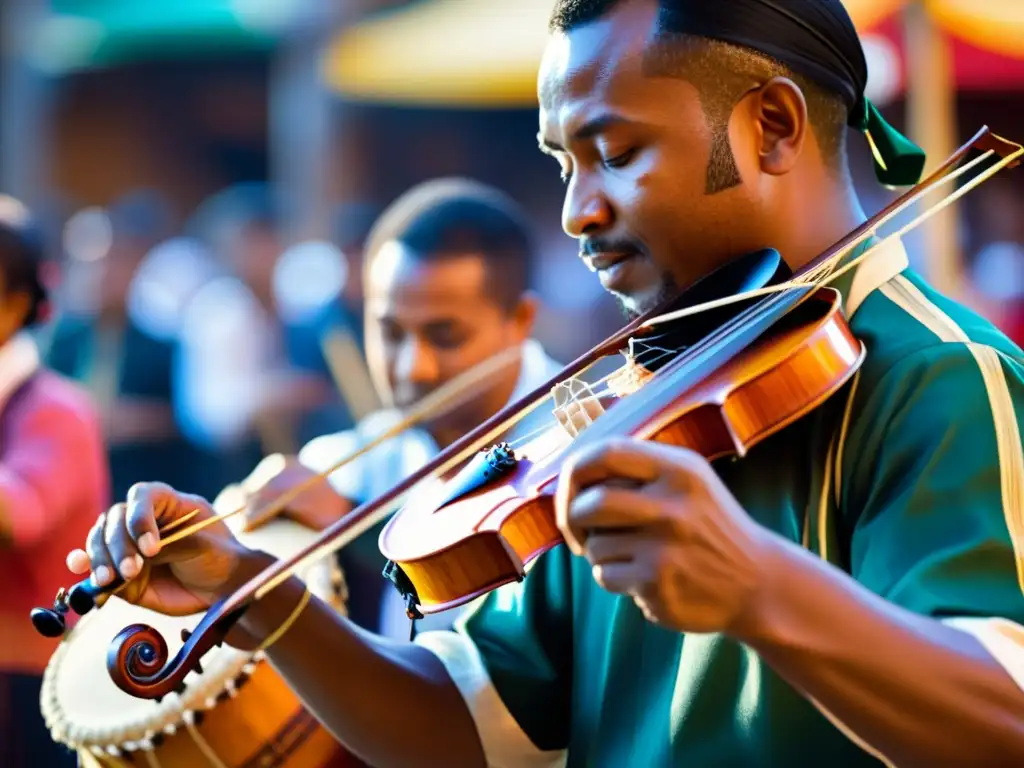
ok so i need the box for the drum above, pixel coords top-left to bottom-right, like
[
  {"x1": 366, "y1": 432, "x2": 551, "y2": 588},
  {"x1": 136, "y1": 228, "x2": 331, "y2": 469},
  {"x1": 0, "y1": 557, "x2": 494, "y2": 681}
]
[{"x1": 40, "y1": 493, "x2": 353, "y2": 768}]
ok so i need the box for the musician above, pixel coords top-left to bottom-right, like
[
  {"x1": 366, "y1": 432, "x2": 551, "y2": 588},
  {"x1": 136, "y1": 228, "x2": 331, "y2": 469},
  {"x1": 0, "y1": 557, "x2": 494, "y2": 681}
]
[
  {"x1": 0, "y1": 198, "x2": 108, "y2": 766},
  {"x1": 231, "y1": 177, "x2": 562, "y2": 635},
  {"x1": 70, "y1": 1, "x2": 1024, "y2": 765}
]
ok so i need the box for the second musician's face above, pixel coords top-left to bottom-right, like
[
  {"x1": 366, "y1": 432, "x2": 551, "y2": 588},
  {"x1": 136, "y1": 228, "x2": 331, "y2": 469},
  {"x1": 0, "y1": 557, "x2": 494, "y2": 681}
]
[
  {"x1": 536, "y1": 0, "x2": 768, "y2": 317},
  {"x1": 363, "y1": 242, "x2": 534, "y2": 436}
]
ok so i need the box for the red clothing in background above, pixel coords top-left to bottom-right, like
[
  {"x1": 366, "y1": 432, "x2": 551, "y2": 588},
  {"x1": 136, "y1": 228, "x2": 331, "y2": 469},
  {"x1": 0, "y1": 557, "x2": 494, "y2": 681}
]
[{"x1": 0, "y1": 335, "x2": 109, "y2": 674}]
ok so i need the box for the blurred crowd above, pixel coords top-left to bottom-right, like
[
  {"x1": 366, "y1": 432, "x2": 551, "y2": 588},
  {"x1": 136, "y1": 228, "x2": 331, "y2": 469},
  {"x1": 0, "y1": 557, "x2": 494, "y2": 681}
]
[{"x1": 42, "y1": 184, "x2": 376, "y2": 506}]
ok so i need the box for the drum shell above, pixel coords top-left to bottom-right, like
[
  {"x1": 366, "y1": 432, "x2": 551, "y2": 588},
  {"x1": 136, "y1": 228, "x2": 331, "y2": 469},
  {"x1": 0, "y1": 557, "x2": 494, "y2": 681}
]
[{"x1": 78, "y1": 659, "x2": 353, "y2": 768}]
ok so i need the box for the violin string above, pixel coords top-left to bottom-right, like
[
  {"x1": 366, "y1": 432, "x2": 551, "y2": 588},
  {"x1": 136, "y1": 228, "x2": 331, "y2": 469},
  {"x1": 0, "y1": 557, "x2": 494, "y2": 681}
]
[
  {"x1": 505, "y1": 342, "x2": 681, "y2": 449},
  {"x1": 553, "y1": 143, "x2": 1023, "y2": 459},
  {"x1": 158, "y1": 346, "x2": 543, "y2": 547},
  {"x1": 251, "y1": 382, "x2": 570, "y2": 600},
  {"x1": 642, "y1": 146, "x2": 1005, "y2": 329},
  {"x1": 154, "y1": 509, "x2": 201, "y2": 536},
  {"x1": 542, "y1": 342, "x2": 679, "y2": 439},
  {"x1": 505, "y1": 350, "x2": 673, "y2": 450}
]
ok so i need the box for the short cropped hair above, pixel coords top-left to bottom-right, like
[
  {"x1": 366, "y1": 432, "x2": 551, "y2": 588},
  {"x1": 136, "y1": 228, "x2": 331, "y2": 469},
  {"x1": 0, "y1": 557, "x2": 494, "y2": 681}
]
[
  {"x1": 549, "y1": 0, "x2": 850, "y2": 191},
  {"x1": 364, "y1": 178, "x2": 535, "y2": 310}
]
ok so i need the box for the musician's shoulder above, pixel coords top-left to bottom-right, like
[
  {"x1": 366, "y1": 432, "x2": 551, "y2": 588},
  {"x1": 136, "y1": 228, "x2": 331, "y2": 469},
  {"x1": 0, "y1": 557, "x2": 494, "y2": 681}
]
[
  {"x1": 849, "y1": 266, "x2": 1022, "y2": 384},
  {"x1": 298, "y1": 409, "x2": 432, "y2": 470}
]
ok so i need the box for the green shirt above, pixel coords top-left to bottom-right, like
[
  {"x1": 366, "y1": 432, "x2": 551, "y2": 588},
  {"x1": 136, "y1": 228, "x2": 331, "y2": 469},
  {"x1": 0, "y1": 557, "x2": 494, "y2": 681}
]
[{"x1": 413, "y1": 237, "x2": 1024, "y2": 767}]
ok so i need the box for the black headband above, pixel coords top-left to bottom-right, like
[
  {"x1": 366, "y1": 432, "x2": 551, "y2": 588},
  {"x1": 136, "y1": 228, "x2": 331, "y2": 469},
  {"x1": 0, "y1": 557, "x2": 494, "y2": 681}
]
[{"x1": 660, "y1": 0, "x2": 925, "y2": 186}]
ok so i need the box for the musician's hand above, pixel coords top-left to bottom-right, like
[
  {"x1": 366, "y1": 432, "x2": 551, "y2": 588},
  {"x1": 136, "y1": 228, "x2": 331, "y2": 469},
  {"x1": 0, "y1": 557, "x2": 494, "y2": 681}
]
[
  {"x1": 555, "y1": 438, "x2": 774, "y2": 636},
  {"x1": 65, "y1": 482, "x2": 253, "y2": 616},
  {"x1": 237, "y1": 454, "x2": 347, "y2": 533}
]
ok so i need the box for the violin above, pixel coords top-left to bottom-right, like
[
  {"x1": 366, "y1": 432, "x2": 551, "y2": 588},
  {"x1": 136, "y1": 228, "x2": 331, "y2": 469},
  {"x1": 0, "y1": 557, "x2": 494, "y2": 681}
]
[
  {"x1": 378, "y1": 285, "x2": 862, "y2": 618},
  {"x1": 30, "y1": 127, "x2": 1022, "y2": 702}
]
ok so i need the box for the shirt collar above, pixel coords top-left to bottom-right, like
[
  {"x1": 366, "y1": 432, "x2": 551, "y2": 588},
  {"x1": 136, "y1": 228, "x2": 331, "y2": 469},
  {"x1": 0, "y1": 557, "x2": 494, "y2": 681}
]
[
  {"x1": 508, "y1": 339, "x2": 561, "y2": 405},
  {"x1": 827, "y1": 234, "x2": 911, "y2": 317}
]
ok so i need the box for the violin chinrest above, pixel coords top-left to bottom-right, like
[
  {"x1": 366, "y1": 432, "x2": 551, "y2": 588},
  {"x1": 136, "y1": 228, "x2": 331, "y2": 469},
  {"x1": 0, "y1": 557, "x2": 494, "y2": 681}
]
[
  {"x1": 634, "y1": 249, "x2": 788, "y2": 369},
  {"x1": 673, "y1": 248, "x2": 786, "y2": 311}
]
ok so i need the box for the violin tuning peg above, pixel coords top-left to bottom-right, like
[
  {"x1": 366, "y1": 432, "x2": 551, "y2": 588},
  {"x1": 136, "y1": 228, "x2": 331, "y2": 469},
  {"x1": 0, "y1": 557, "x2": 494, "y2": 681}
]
[
  {"x1": 30, "y1": 607, "x2": 66, "y2": 638},
  {"x1": 174, "y1": 681, "x2": 188, "y2": 695},
  {"x1": 180, "y1": 629, "x2": 191, "y2": 642},
  {"x1": 67, "y1": 581, "x2": 98, "y2": 615},
  {"x1": 193, "y1": 660, "x2": 203, "y2": 675}
]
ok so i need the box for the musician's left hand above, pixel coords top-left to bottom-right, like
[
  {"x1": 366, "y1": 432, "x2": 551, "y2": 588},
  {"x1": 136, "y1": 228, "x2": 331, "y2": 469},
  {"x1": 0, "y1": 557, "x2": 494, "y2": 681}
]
[{"x1": 555, "y1": 437, "x2": 774, "y2": 636}]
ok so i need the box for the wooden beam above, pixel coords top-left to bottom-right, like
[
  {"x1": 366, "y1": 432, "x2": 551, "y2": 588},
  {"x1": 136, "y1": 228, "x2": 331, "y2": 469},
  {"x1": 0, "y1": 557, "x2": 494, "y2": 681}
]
[{"x1": 903, "y1": 0, "x2": 961, "y2": 297}]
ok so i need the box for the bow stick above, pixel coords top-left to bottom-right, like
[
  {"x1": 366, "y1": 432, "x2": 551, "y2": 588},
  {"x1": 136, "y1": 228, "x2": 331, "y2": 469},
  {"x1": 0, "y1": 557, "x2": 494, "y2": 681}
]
[{"x1": 31, "y1": 343, "x2": 543, "y2": 635}]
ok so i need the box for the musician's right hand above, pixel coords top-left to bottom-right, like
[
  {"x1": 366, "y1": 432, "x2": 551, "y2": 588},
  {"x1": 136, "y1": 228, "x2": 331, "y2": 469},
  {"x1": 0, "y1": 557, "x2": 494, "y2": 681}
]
[
  {"x1": 65, "y1": 482, "x2": 256, "y2": 617},
  {"x1": 238, "y1": 454, "x2": 347, "y2": 533}
]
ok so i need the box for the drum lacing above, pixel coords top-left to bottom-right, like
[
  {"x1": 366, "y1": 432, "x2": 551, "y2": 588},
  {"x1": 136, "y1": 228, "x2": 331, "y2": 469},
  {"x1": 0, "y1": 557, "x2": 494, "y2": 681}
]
[{"x1": 184, "y1": 710, "x2": 230, "y2": 768}]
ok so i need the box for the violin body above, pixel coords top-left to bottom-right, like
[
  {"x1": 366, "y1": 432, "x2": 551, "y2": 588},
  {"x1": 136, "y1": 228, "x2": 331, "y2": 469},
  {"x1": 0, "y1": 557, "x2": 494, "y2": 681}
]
[{"x1": 379, "y1": 287, "x2": 865, "y2": 617}]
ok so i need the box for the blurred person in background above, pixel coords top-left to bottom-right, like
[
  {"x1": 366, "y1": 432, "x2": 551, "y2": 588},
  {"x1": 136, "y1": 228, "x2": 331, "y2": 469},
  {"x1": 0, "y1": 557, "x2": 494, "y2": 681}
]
[
  {"x1": 0, "y1": 197, "x2": 108, "y2": 767},
  {"x1": 332, "y1": 201, "x2": 382, "y2": 318},
  {"x1": 175, "y1": 183, "x2": 339, "y2": 482},
  {"x1": 962, "y1": 178, "x2": 1024, "y2": 347},
  {"x1": 44, "y1": 190, "x2": 200, "y2": 501},
  {"x1": 226, "y1": 178, "x2": 562, "y2": 635},
  {"x1": 969, "y1": 240, "x2": 1024, "y2": 345},
  {"x1": 275, "y1": 201, "x2": 383, "y2": 444}
]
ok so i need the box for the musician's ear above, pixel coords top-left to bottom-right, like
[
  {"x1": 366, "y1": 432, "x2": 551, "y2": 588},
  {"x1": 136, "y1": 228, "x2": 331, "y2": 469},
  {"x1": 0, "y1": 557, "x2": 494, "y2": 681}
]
[
  {"x1": 508, "y1": 291, "x2": 539, "y2": 342},
  {"x1": 749, "y1": 76, "x2": 809, "y2": 177}
]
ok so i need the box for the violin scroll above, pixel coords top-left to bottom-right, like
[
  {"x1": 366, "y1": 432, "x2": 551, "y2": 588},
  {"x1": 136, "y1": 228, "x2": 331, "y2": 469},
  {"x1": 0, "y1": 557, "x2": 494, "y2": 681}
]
[
  {"x1": 108, "y1": 623, "x2": 171, "y2": 692},
  {"x1": 105, "y1": 599, "x2": 245, "y2": 700}
]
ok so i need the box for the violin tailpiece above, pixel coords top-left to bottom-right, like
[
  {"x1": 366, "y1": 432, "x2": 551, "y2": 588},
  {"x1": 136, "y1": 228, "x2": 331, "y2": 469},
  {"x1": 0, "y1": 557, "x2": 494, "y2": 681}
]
[{"x1": 430, "y1": 443, "x2": 519, "y2": 510}]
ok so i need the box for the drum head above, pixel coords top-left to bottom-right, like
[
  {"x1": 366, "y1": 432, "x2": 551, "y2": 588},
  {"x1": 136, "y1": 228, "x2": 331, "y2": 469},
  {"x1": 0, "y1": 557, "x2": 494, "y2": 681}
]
[{"x1": 41, "y1": 512, "x2": 345, "y2": 754}]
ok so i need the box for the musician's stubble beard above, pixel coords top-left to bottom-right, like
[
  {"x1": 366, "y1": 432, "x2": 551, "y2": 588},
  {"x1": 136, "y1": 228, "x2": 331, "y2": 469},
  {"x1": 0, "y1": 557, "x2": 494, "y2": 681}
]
[{"x1": 616, "y1": 269, "x2": 681, "y2": 321}]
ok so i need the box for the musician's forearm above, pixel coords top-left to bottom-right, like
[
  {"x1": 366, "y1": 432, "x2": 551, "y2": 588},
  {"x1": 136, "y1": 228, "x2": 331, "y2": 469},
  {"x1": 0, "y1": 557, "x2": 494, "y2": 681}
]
[
  {"x1": 737, "y1": 536, "x2": 1024, "y2": 766},
  {"x1": 230, "y1": 551, "x2": 486, "y2": 768}
]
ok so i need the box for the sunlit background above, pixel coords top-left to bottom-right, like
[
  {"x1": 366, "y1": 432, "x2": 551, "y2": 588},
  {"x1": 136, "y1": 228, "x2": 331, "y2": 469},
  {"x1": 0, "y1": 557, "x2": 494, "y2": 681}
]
[{"x1": 0, "y1": 0, "x2": 1022, "y2": 762}]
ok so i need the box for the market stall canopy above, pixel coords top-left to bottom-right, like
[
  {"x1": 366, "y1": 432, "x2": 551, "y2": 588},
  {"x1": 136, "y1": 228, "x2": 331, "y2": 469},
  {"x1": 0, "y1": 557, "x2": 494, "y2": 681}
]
[
  {"x1": 32, "y1": 0, "x2": 299, "y2": 73},
  {"x1": 325, "y1": 0, "x2": 556, "y2": 107},
  {"x1": 324, "y1": 0, "x2": 1024, "y2": 107}
]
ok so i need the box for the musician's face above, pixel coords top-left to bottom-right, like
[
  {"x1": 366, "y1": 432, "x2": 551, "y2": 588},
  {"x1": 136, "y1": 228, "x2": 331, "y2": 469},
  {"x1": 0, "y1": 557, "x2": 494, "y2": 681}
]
[
  {"x1": 363, "y1": 242, "x2": 535, "y2": 438},
  {"x1": 538, "y1": 0, "x2": 770, "y2": 317}
]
